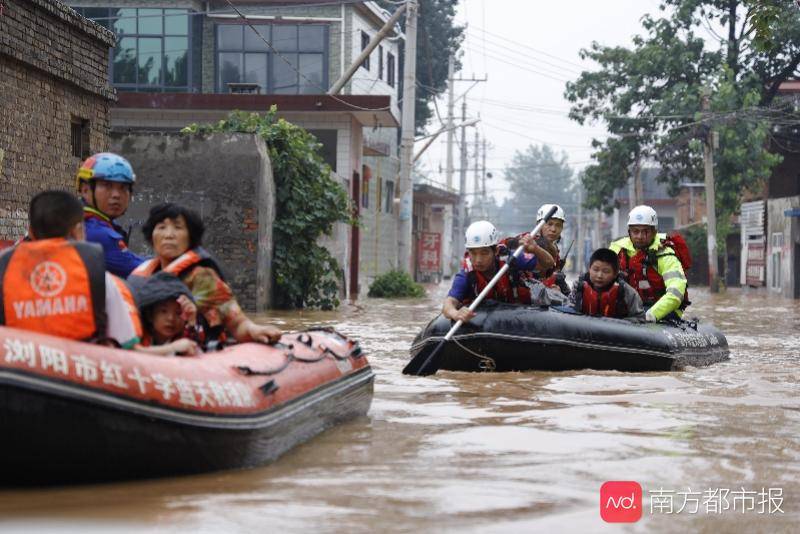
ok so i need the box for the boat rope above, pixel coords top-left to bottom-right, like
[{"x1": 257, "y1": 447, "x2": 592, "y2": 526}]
[{"x1": 450, "y1": 336, "x2": 496, "y2": 372}]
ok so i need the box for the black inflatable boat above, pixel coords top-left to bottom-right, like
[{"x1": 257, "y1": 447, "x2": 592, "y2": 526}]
[{"x1": 409, "y1": 302, "x2": 729, "y2": 372}]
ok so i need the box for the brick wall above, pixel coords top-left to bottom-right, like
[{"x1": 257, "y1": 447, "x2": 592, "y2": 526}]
[{"x1": 0, "y1": 0, "x2": 115, "y2": 240}]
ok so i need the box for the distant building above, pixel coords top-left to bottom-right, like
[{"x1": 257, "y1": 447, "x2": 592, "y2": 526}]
[
  {"x1": 0, "y1": 0, "x2": 116, "y2": 243},
  {"x1": 68, "y1": 1, "x2": 403, "y2": 298},
  {"x1": 611, "y1": 168, "x2": 679, "y2": 238}
]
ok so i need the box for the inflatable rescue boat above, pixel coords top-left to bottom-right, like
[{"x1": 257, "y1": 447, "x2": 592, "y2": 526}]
[
  {"x1": 0, "y1": 326, "x2": 373, "y2": 484},
  {"x1": 409, "y1": 301, "x2": 729, "y2": 372}
]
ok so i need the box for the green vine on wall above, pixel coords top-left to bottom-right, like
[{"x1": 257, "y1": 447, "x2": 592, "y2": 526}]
[{"x1": 182, "y1": 108, "x2": 352, "y2": 310}]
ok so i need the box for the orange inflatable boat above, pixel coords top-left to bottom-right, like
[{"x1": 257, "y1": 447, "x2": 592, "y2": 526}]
[{"x1": 0, "y1": 326, "x2": 373, "y2": 484}]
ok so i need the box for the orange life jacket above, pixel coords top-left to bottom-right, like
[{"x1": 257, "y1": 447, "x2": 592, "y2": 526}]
[
  {"x1": 574, "y1": 275, "x2": 627, "y2": 318},
  {"x1": 130, "y1": 247, "x2": 225, "y2": 344},
  {"x1": 0, "y1": 239, "x2": 106, "y2": 340},
  {"x1": 130, "y1": 247, "x2": 224, "y2": 281},
  {"x1": 465, "y1": 258, "x2": 532, "y2": 305}
]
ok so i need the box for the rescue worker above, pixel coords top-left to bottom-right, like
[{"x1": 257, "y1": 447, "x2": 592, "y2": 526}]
[
  {"x1": 531, "y1": 204, "x2": 570, "y2": 296},
  {"x1": 77, "y1": 152, "x2": 144, "y2": 278},
  {"x1": 0, "y1": 191, "x2": 141, "y2": 348},
  {"x1": 570, "y1": 248, "x2": 643, "y2": 319},
  {"x1": 443, "y1": 220, "x2": 555, "y2": 323},
  {"x1": 609, "y1": 205, "x2": 688, "y2": 322}
]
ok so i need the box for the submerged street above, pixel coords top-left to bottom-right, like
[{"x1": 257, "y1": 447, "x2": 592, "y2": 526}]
[{"x1": 1, "y1": 284, "x2": 797, "y2": 532}]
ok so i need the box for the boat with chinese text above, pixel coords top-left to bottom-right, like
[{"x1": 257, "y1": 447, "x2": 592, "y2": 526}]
[{"x1": 0, "y1": 325, "x2": 373, "y2": 484}]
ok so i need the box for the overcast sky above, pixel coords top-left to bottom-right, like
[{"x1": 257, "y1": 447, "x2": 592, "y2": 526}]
[{"x1": 419, "y1": 0, "x2": 665, "y2": 203}]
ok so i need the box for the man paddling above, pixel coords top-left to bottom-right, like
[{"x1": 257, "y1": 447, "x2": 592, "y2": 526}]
[{"x1": 443, "y1": 220, "x2": 555, "y2": 323}]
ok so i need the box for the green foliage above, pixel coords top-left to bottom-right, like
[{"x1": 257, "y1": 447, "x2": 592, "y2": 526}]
[
  {"x1": 376, "y1": 0, "x2": 465, "y2": 133},
  {"x1": 182, "y1": 108, "x2": 351, "y2": 310},
  {"x1": 565, "y1": 0, "x2": 800, "y2": 253},
  {"x1": 367, "y1": 269, "x2": 426, "y2": 298}
]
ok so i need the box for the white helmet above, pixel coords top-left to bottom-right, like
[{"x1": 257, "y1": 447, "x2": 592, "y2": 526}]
[
  {"x1": 536, "y1": 204, "x2": 566, "y2": 222},
  {"x1": 465, "y1": 220, "x2": 499, "y2": 248},
  {"x1": 627, "y1": 205, "x2": 658, "y2": 227}
]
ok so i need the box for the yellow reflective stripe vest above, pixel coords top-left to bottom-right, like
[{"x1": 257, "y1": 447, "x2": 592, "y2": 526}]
[{"x1": 609, "y1": 234, "x2": 686, "y2": 320}]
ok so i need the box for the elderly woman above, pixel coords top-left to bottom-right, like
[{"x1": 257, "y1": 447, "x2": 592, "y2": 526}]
[{"x1": 129, "y1": 203, "x2": 281, "y2": 345}]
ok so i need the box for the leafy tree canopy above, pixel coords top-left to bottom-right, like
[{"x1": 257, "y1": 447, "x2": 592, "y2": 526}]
[{"x1": 565, "y1": 0, "x2": 800, "y2": 243}]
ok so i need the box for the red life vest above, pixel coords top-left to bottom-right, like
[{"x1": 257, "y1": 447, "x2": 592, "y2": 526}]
[
  {"x1": 575, "y1": 277, "x2": 627, "y2": 318},
  {"x1": 618, "y1": 232, "x2": 690, "y2": 308},
  {"x1": 465, "y1": 258, "x2": 532, "y2": 305},
  {"x1": 0, "y1": 239, "x2": 106, "y2": 340},
  {"x1": 129, "y1": 247, "x2": 224, "y2": 281}
]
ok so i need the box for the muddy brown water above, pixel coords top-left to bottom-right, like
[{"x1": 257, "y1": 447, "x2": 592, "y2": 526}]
[{"x1": 0, "y1": 285, "x2": 798, "y2": 532}]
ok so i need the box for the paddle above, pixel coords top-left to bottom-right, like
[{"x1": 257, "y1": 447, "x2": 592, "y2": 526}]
[{"x1": 403, "y1": 205, "x2": 559, "y2": 376}]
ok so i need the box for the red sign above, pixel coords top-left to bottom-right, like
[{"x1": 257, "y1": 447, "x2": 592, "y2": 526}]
[
  {"x1": 745, "y1": 242, "x2": 765, "y2": 287},
  {"x1": 417, "y1": 232, "x2": 441, "y2": 273},
  {"x1": 600, "y1": 481, "x2": 642, "y2": 523}
]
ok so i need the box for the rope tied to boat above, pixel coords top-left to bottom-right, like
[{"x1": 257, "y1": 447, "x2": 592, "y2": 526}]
[{"x1": 450, "y1": 336, "x2": 496, "y2": 372}]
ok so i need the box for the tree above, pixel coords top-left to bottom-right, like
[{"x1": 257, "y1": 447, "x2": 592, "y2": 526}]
[
  {"x1": 565, "y1": 0, "x2": 800, "y2": 249},
  {"x1": 377, "y1": 0, "x2": 465, "y2": 132},
  {"x1": 498, "y1": 144, "x2": 576, "y2": 236}
]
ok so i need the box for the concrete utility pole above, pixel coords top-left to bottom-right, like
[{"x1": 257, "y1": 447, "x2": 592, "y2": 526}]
[
  {"x1": 445, "y1": 55, "x2": 455, "y2": 190},
  {"x1": 328, "y1": 2, "x2": 407, "y2": 94},
  {"x1": 455, "y1": 100, "x2": 469, "y2": 253},
  {"x1": 576, "y1": 185, "x2": 584, "y2": 272},
  {"x1": 397, "y1": 0, "x2": 418, "y2": 274},
  {"x1": 702, "y1": 88, "x2": 721, "y2": 292},
  {"x1": 481, "y1": 137, "x2": 488, "y2": 200},
  {"x1": 473, "y1": 129, "x2": 480, "y2": 217}
]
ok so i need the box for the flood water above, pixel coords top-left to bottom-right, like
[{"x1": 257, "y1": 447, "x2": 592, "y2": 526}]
[{"x1": 0, "y1": 284, "x2": 798, "y2": 532}]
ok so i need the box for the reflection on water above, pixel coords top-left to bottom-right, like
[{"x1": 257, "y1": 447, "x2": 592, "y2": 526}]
[{"x1": 0, "y1": 286, "x2": 798, "y2": 532}]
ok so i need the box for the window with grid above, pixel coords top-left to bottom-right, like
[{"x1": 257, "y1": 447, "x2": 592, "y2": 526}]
[
  {"x1": 387, "y1": 52, "x2": 396, "y2": 87},
  {"x1": 360, "y1": 31, "x2": 371, "y2": 71},
  {"x1": 217, "y1": 23, "x2": 327, "y2": 94},
  {"x1": 73, "y1": 7, "x2": 191, "y2": 92}
]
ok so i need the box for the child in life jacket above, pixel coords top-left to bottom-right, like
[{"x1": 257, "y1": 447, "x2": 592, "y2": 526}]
[
  {"x1": 570, "y1": 248, "x2": 644, "y2": 320},
  {"x1": 444, "y1": 220, "x2": 555, "y2": 323},
  {"x1": 130, "y1": 272, "x2": 203, "y2": 356}
]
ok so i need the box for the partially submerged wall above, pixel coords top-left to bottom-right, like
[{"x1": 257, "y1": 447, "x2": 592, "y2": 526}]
[{"x1": 111, "y1": 132, "x2": 275, "y2": 312}]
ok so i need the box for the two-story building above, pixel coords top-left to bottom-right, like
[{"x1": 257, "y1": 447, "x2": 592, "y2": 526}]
[{"x1": 69, "y1": 0, "x2": 403, "y2": 298}]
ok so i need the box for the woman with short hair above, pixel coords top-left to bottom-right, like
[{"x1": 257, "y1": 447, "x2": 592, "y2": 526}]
[{"x1": 130, "y1": 203, "x2": 281, "y2": 345}]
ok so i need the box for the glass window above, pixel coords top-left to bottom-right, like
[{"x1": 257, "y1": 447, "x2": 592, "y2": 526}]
[
  {"x1": 138, "y1": 37, "x2": 162, "y2": 85},
  {"x1": 112, "y1": 8, "x2": 136, "y2": 35},
  {"x1": 273, "y1": 53, "x2": 299, "y2": 94},
  {"x1": 113, "y1": 36, "x2": 137, "y2": 84},
  {"x1": 219, "y1": 53, "x2": 243, "y2": 90},
  {"x1": 360, "y1": 31, "x2": 370, "y2": 70},
  {"x1": 387, "y1": 53, "x2": 396, "y2": 87},
  {"x1": 244, "y1": 53, "x2": 268, "y2": 92},
  {"x1": 299, "y1": 54, "x2": 323, "y2": 94},
  {"x1": 164, "y1": 37, "x2": 189, "y2": 87},
  {"x1": 82, "y1": 8, "x2": 192, "y2": 92},
  {"x1": 216, "y1": 23, "x2": 327, "y2": 94},
  {"x1": 299, "y1": 25, "x2": 325, "y2": 52},
  {"x1": 378, "y1": 45, "x2": 384, "y2": 80},
  {"x1": 273, "y1": 25, "x2": 297, "y2": 52},
  {"x1": 164, "y1": 9, "x2": 188, "y2": 36},
  {"x1": 244, "y1": 25, "x2": 270, "y2": 52},
  {"x1": 218, "y1": 24, "x2": 243, "y2": 50},
  {"x1": 138, "y1": 8, "x2": 162, "y2": 35}
]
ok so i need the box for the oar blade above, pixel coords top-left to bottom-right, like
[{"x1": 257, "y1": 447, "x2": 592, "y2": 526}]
[{"x1": 402, "y1": 338, "x2": 447, "y2": 376}]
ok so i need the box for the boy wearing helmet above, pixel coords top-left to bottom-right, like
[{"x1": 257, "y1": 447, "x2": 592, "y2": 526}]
[
  {"x1": 77, "y1": 153, "x2": 145, "y2": 278},
  {"x1": 443, "y1": 220, "x2": 555, "y2": 323},
  {"x1": 609, "y1": 205, "x2": 688, "y2": 322}
]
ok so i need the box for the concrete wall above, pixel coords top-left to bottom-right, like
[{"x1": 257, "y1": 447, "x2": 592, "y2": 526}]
[
  {"x1": 111, "y1": 132, "x2": 275, "y2": 312},
  {"x1": 766, "y1": 196, "x2": 800, "y2": 299},
  {"x1": 0, "y1": 0, "x2": 115, "y2": 240}
]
